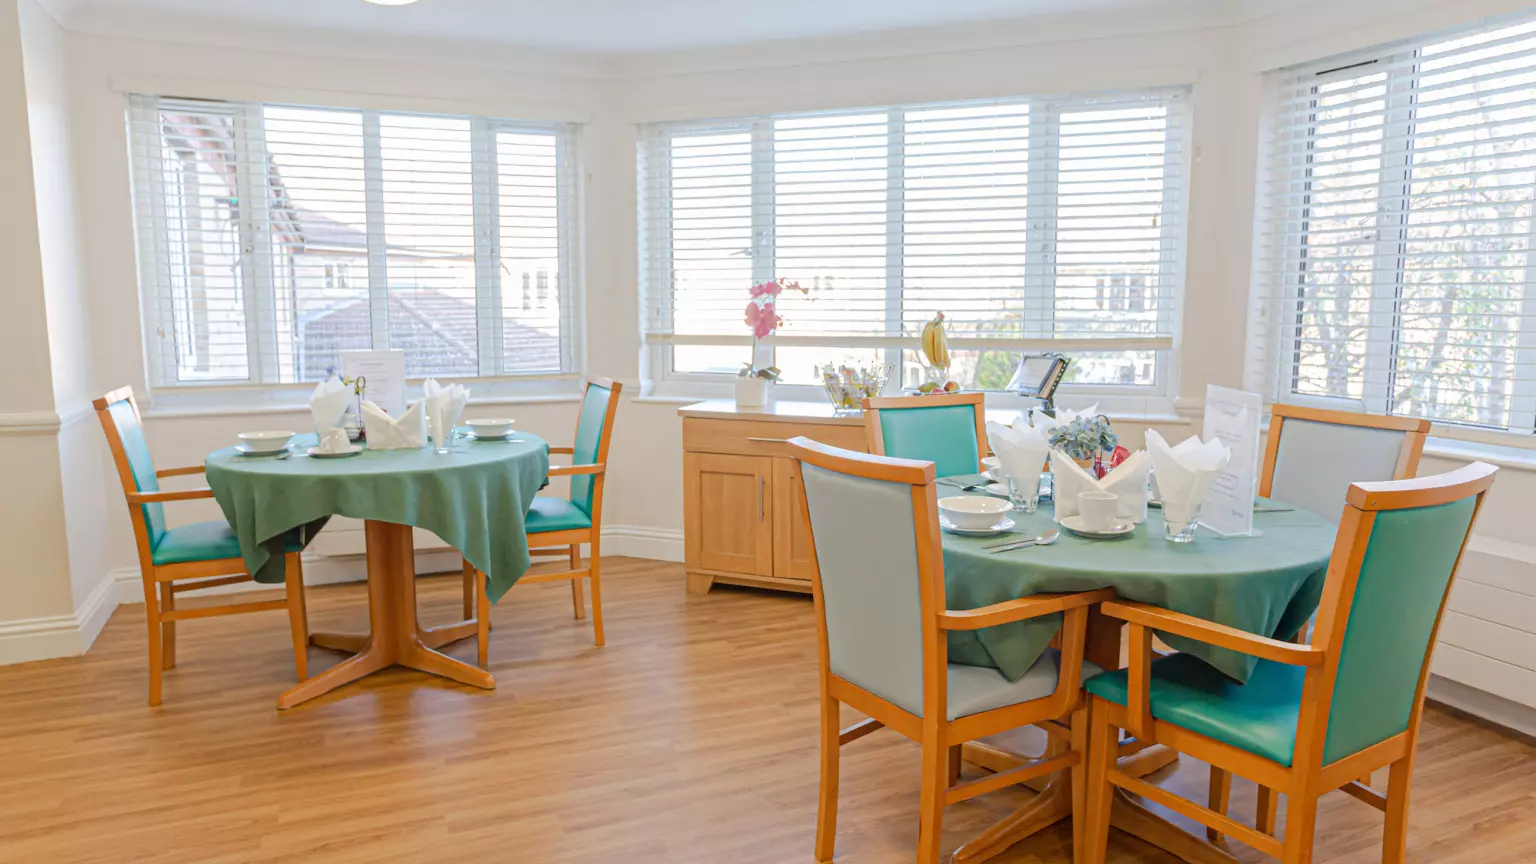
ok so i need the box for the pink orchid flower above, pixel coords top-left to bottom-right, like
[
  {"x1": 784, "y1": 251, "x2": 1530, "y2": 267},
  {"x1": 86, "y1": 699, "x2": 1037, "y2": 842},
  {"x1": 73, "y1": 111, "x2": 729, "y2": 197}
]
[
  {"x1": 744, "y1": 299, "x2": 782, "y2": 340},
  {"x1": 750, "y1": 280, "x2": 781, "y2": 299}
]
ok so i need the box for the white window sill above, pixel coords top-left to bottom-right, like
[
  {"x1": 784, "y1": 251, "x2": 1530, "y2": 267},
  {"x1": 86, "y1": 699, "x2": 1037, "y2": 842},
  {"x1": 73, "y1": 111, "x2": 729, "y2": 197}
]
[
  {"x1": 142, "y1": 376, "x2": 585, "y2": 419},
  {"x1": 640, "y1": 378, "x2": 1188, "y2": 424},
  {"x1": 1423, "y1": 436, "x2": 1536, "y2": 473}
]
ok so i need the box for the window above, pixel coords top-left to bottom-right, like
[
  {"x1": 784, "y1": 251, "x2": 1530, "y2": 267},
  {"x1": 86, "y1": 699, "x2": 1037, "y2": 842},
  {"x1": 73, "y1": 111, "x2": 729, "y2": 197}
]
[
  {"x1": 128, "y1": 95, "x2": 579, "y2": 387},
  {"x1": 638, "y1": 90, "x2": 1189, "y2": 392},
  {"x1": 1251, "y1": 15, "x2": 1536, "y2": 433}
]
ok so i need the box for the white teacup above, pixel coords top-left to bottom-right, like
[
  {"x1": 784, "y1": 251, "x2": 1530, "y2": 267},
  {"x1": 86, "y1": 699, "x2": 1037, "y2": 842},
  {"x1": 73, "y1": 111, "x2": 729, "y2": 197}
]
[
  {"x1": 318, "y1": 427, "x2": 350, "y2": 454},
  {"x1": 1078, "y1": 491, "x2": 1121, "y2": 531}
]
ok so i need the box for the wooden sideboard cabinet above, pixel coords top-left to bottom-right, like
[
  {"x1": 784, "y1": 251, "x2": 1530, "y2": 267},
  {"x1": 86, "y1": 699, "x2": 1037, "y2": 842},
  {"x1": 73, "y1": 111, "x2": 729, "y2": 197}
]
[{"x1": 679, "y1": 400, "x2": 868, "y2": 595}]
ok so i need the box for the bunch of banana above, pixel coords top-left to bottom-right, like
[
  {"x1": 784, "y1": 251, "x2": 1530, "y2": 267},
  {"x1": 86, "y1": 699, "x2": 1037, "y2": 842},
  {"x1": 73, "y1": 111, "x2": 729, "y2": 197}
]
[{"x1": 920, "y1": 311, "x2": 950, "y2": 370}]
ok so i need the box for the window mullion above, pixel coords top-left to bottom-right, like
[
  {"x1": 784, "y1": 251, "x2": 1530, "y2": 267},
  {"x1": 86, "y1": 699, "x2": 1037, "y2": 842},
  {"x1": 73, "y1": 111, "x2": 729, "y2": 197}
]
[
  {"x1": 644, "y1": 132, "x2": 677, "y2": 379},
  {"x1": 1363, "y1": 53, "x2": 1418, "y2": 415},
  {"x1": 362, "y1": 110, "x2": 390, "y2": 351},
  {"x1": 1510, "y1": 215, "x2": 1536, "y2": 431},
  {"x1": 751, "y1": 118, "x2": 775, "y2": 370},
  {"x1": 1155, "y1": 98, "x2": 1187, "y2": 391},
  {"x1": 234, "y1": 102, "x2": 279, "y2": 384},
  {"x1": 472, "y1": 118, "x2": 502, "y2": 376},
  {"x1": 557, "y1": 126, "x2": 581, "y2": 374},
  {"x1": 1024, "y1": 100, "x2": 1059, "y2": 340},
  {"x1": 884, "y1": 108, "x2": 905, "y2": 387},
  {"x1": 132, "y1": 97, "x2": 175, "y2": 388}
]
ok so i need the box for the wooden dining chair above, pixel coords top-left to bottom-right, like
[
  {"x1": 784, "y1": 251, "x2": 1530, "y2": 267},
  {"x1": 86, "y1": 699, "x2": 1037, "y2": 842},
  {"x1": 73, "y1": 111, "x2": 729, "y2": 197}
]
[
  {"x1": 94, "y1": 387, "x2": 310, "y2": 706},
  {"x1": 1207, "y1": 404, "x2": 1433, "y2": 831},
  {"x1": 787, "y1": 436, "x2": 1111, "y2": 864},
  {"x1": 1260, "y1": 404, "x2": 1431, "y2": 525},
  {"x1": 1080, "y1": 460, "x2": 1498, "y2": 864},
  {"x1": 463, "y1": 376, "x2": 621, "y2": 665},
  {"x1": 861, "y1": 391, "x2": 987, "y2": 478}
]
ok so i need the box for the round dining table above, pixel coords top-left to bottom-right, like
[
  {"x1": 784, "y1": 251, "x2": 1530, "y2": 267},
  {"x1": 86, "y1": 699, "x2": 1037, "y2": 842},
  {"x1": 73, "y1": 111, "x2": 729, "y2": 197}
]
[
  {"x1": 933, "y1": 477, "x2": 1338, "y2": 864},
  {"x1": 206, "y1": 431, "x2": 550, "y2": 709}
]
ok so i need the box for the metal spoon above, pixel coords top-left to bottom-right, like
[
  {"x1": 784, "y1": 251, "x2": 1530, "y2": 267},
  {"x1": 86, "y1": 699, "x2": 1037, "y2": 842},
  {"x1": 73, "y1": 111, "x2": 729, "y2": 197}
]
[
  {"x1": 983, "y1": 528, "x2": 1059, "y2": 550},
  {"x1": 986, "y1": 528, "x2": 1061, "y2": 554}
]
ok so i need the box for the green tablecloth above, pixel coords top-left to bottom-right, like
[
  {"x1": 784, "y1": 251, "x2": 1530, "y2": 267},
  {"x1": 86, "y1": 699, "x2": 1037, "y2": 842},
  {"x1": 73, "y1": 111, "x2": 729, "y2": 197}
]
[
  {"x1": 206, "y1": 431, "x2": 550, "y2": 603},
  {"x1": 939, "y1": 476, "x2": 1336, "y2": 684}
]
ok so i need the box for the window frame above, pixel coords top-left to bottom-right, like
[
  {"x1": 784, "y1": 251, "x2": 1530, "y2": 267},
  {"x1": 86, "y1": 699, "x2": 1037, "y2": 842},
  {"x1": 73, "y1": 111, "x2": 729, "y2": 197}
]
[
  {"x1": 129, "y1": 94, "x2": 583, "y2": 393},
  {"x1": 1254, "y1": 15, "x2": 1536, "y2": 438},
  {"x1": 637, "y1": 89, "x2": 1190, "y2": 405}
]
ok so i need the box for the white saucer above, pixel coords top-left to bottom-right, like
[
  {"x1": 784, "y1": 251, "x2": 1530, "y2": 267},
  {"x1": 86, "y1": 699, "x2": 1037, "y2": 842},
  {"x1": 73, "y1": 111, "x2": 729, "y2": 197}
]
[
  {"x1": 307, "y1": 445, "x2": 363, "y2": 459},
  {"x1": 983, "y1": 482, "x2": 1010, "y2": 496},
  {"x1": 1059, "y1": 515, "x2": 1134, "y2": 539},
  {"x1": 940, "y1": 515, "x2": 1016, "y2": 537},
  {"x1": 235, "y1": 443, "x2": 289, "y2": 457},
  {"x1": 466, "y1": 431, "x2": 518, "y2": 441}
]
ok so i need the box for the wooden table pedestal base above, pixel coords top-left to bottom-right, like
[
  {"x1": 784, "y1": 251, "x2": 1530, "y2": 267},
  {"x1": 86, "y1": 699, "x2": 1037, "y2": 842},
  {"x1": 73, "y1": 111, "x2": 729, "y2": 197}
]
[
  {"x1": 953, "y1": 740, "x2": 1234, "y2": 864},
  {"x1": 278, "y1": 521, "x2": 494, "y2": 710}
]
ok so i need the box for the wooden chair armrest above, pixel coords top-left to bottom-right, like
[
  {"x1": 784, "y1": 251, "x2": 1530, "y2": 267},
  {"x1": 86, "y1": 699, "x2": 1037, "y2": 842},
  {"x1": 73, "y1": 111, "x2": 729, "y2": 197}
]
[
  {"x1": 1101, "y1": 600, "x2": 1324, "y2": 667},
  {"x1": 156, "y1": 465, "x2": 207, "y2": 478},
  {"x1": 127, "y1": 487, "x2": 216, "y2": 504},
  {"x1": 547, "y1": 463, "x2": 604, "y2": 477},
  {"x1": 939, "y1": 588, "x2": 1116, "y2": 631},
  {"x1": 547, "y1": 446, "x2": 576, "y2": 455}
]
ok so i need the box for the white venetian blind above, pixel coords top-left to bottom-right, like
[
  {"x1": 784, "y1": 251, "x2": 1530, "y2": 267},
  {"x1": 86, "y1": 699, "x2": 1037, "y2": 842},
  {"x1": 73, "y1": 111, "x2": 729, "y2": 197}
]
[
  {"x1": 128, "y1": 94, "x2": 578, "y2": 387},
  {"x1": 1251, "y1": 14, "x2": 1536, "y2": 432},
  {"x1": 638, "y1": 90, "x2": 1187, "y2": 352}
]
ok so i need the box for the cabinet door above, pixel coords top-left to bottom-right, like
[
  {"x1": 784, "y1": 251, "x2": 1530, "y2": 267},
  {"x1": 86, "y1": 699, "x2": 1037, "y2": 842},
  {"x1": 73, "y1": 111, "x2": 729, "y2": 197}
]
[
  {"x1": 772, "y1": 457, "x2": 817, "y2": 582},
  {"x1": 685, "y1": 452, "x2": 774, "y2": 577}
]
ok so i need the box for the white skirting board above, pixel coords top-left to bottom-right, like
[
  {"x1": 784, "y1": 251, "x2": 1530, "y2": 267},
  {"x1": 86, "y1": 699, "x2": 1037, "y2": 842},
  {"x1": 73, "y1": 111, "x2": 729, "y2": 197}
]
[
  {"x1": 1427, "y1": 675, "x2": 1536, "y2": 740},
  {"x1": 0, "y1": 524, "x2": 684, "y2": 666},
  {"x1": 0, "y1": 568, "x2": 117, "y2": 665}
]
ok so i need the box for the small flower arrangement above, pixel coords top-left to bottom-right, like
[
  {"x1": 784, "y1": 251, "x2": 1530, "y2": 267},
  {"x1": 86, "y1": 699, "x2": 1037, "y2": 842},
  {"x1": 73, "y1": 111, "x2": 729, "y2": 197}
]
[
  {"x1": 741, "y1": 278, "x2": 807, "y2": 380},
  {"x1": 1048, "y1": 415, "x2": 1119, "y2": 462}
]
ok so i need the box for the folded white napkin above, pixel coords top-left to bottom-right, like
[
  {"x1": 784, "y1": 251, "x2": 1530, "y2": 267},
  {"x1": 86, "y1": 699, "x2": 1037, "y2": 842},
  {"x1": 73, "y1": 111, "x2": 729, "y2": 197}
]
[
  {"x1": 986, "y1": 420, "x2": 1051, "y2": 501},
  {"x1": 424, "y1": 379, "x2": 470, "y2": 447},
  {"x1": 309, "y1": 377, "x2": 352, "y2": 433},
  {"x1": 361, "y1": 399, "x2": 426, "y2": 450},
  {"x1": 1146, "y1": 429, "x2": 1231, "y2": 532},
  {"x1": 1051, "y1": 449, "x2": 1153, "y2": 524}
]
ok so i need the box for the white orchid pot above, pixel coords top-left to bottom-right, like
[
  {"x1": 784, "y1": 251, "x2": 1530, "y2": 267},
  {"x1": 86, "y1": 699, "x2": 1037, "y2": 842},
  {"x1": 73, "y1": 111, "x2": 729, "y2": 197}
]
[{"x1": 735, "y1": 376, "x2": 770, "y2": 408}]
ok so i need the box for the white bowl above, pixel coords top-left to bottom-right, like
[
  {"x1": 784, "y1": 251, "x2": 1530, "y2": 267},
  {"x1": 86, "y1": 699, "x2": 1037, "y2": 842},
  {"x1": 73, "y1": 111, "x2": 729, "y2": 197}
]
[
  {"x1": 466, "y1": 418, "x2": 515, "y2": 438},
  {"x1": 237, "y1": 430, "x2": 294, "y2": 453},
  {"x1": 938, "y1": 495, "x2": 1012, "y2": 531},
  {"x1": 981, "y1": 456, "x2": 1006, "y2": 481}
]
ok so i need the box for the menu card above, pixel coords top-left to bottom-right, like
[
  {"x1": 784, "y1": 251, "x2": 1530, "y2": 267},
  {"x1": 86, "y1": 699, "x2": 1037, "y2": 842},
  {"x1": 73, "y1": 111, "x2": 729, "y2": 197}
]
[
  {"x1": 341, "y1": 350, "x2": 406, "y2": 416},
  {"x1": 1199, "y1": 385, "x2": 1263, "y2": 537}
]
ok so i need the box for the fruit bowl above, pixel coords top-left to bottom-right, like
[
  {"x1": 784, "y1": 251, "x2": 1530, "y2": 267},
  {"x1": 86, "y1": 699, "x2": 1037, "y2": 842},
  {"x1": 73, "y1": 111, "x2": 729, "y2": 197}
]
[{"x1": 819, "y1": 363, "x2": 891, "y2": 414}]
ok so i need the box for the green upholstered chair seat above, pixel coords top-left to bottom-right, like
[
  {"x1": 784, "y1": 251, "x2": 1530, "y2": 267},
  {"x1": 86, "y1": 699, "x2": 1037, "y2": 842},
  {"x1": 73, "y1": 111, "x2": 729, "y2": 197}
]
[
  {"x1": 1085, "y1": 652, "x2": 1305, "y2": 765},
  {"x1": 526, "y1": 496, "x2": 593, "y2": 534},
  {"x1": 151, "y1": 520, "x2": 303, "y2": 566},
  {"x1": 948, "y1": 649, "x2": 1104, "y2": 721}
]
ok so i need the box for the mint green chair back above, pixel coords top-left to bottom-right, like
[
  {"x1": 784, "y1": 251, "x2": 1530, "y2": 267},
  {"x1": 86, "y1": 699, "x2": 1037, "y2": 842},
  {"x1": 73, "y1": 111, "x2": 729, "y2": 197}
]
[
  {"x1": 1320, "y1": 495, "x2": 1477, "y2": 763},
  {"x1": 868, "y1": 395, "x2": 983, "y2": 478},
  {"x1": 100, "y1": 392, "x2": 167, "y2": 546},
  {"x1": 569, "y1": 379, "x2": 615, "y2": 515},
  {"x1": 800, "y1": 461, "x2": 929, "y2": 715}
]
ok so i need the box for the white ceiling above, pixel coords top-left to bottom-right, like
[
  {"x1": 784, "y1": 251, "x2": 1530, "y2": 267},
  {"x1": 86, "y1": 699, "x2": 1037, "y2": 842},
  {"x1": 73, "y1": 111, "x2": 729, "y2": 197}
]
[{"x1": 42, "y1": 0, "x2": 1267, "y2": 54}]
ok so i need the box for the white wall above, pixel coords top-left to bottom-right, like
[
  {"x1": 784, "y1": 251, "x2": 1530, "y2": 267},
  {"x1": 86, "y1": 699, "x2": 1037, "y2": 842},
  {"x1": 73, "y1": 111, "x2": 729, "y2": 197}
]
[
  {"x1": 18, "y1": 0, "x2": 115, "y2": 644},
  {"x1": 0, "y1": 0, "x2": 104, "y2": 664},
  {"x1": 3, "y1": 0, "x2": 1534, "y2": 730}
]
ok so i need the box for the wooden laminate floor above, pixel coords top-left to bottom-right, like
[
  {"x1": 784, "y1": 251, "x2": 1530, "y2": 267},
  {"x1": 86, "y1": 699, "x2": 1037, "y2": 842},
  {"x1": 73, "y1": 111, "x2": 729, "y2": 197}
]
[{"x1": 2, "y1": 557, "x2": 1534, "y2": 863}]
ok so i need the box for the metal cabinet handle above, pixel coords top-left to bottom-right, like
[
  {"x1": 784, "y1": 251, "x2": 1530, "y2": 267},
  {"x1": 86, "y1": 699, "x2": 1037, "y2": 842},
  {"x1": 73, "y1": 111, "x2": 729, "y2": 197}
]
[
  {"x1": 747, "y1": 436, "x2": 789, "y2": 444},
  {"x1": 758, "y1": 476, "x2": 765, "y2": 522}
]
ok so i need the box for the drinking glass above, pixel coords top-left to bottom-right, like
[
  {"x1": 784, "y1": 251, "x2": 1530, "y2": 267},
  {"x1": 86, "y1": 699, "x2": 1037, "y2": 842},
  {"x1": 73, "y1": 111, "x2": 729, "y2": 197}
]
[
  {"x1": 1162, "y1": 502, "x2": 1201, "y2": 543},
  {"x1": 1007, "y1": 474, "x2": 1041, "y2": 514}
]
